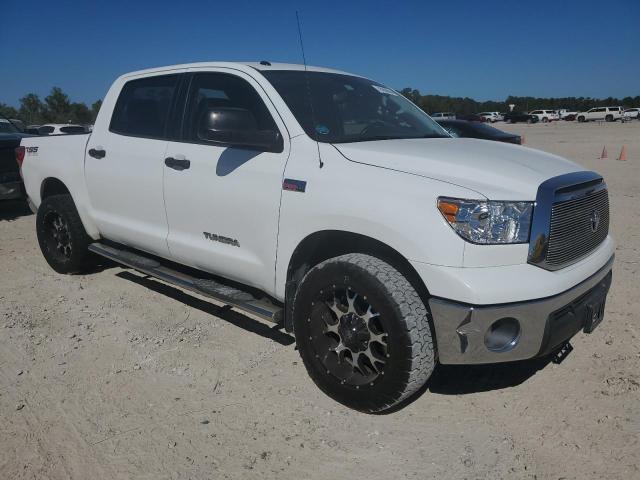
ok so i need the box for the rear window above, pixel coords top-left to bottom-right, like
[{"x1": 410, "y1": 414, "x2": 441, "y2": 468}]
[
  {"x1": 60, "y1": 126, "x2": 86, "y2": 134},
  {"x1": 38, "y1": 126, "x2": 55, "y2": 134},
  {"x1": 110, "y1": 74, "x2": 180, "y2": 139}
]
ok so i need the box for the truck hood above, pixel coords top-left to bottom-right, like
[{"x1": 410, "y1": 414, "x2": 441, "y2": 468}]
[{"x1": 333, "y1": 138, "x2": 583, "y2": 200}]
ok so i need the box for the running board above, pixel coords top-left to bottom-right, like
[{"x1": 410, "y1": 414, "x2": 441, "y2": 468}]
[{"x1": 88, "y1": 243, "x2": 284, "y2": 324}]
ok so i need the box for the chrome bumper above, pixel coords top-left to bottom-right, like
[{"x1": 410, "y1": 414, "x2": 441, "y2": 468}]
[{"x1": 429, "y1": 256, "x2": 614, "y2": 364}]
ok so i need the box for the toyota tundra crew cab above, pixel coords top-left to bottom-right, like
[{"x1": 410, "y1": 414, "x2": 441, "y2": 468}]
[{"x1": 18, "y1": 62, "x2": 614, "y2": 413}]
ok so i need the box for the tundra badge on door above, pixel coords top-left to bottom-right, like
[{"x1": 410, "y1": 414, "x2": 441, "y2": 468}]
[{"x1": 203, "y1": 232, "x2": 240, "y2": 247}]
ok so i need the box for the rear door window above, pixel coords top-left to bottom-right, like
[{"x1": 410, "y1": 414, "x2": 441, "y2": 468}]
[{"x1": 110, "y1": 74, "x2": 180, "y2": 139}]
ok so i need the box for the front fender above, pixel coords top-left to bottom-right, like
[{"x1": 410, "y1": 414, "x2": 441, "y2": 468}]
[{"x1": 274, "y1": 140, "x2": 475, "y2": 298}]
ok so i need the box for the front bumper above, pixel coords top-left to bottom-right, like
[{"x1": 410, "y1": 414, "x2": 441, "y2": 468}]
[
  {"x1": 0, "y1": 181, "x2": 23, "y2": 200},
  {"x1": 428, "y1": 256, "x2": 613, "y2": 364}
]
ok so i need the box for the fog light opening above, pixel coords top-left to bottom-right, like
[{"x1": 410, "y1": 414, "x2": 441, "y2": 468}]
[{"x1": 485, "y1": 317, "x2": 521, "y2": 352}]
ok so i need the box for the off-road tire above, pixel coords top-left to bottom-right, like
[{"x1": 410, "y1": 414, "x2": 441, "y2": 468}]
[
  {"x1": 293, "y1": 253, "x2": 435, "y2": 413},
  {"x1": 36, "y1": 194, "x2": 96, "y2": 274}
]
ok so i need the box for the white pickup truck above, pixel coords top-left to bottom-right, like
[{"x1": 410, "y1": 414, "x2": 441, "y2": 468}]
[{"x1": 18, "y1": 62, "x2": 614, "y2": 413}]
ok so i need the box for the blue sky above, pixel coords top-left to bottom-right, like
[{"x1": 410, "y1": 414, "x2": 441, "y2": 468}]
[{"x1": 1, "y1": 0, "x2": 638, "y2": 107}]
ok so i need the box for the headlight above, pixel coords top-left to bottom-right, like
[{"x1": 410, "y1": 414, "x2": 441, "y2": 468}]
[{"x1": 437, "y1": 197, "x2": 533, "y2": 244}]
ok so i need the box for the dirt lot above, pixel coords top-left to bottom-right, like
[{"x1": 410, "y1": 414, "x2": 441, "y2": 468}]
[{"x1": 1, "y1": 121, "x2": 639, "y2": 479}]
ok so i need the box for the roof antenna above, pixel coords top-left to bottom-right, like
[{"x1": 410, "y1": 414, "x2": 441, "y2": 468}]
[{"x1": 296, "y1": 11, "x2": 323, "y2": 168}]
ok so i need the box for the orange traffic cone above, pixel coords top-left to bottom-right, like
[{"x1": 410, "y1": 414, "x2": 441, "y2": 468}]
[
  {"x1": 600, "y1": 146, "x2": 608, "y2": 159},
  {"x1": 617, "y1": 145, "x2": 627, "y2": 161}
]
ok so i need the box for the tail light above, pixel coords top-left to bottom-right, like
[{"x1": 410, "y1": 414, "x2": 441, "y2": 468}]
[{"x1": 15, "y1": 146, "x2": 26, "y2": 168}]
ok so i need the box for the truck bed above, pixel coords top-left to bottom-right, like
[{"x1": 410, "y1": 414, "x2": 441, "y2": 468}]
[{"x1": 20, "y1": 133, "x2": 91, "y2": 209}]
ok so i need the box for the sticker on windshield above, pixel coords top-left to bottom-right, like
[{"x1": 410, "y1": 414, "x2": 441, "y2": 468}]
[
  {"x1": 315, "y1": 124, "x2": 330, "y2": 135},
  {"x1": 371, "y1": 85, "x2": 398, "y2": 96}
]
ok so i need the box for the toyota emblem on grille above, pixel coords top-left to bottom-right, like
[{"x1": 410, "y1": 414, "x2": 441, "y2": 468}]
[{"x1": 590, "y1": 209, "x2": 600, "y2": 232}]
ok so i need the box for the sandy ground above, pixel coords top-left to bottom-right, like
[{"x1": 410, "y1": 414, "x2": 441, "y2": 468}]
[{"x1": 1, "y1": 120, "x2": 639, "y2": 479}]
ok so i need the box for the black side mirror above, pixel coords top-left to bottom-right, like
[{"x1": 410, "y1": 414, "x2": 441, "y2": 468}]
[{"x1": 197, "y1": 107, "x2": 282, "y2": 152}]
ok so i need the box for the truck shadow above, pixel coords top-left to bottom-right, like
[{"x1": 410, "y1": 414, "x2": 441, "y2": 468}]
[
  {"x1": 0, "y1": 199, "x2": 32, "y2": 222},
  {"x1": 377, "y1": 356, "x2": 554, "y2": 415},
  {"x1": 427, "y1": 357, "x2": 553, "y2": 395},
  {"x1": 115, "y1": 271, "x2": 295, "y2": 346}
]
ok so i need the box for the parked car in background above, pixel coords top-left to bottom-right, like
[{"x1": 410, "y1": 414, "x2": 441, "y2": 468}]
[
  {"x1": 577, "y1": 107, "x2": 623, "y2": 122},
  {"x1": 557, "y1": 109, "x2": 577, "y2": 120},
  {"x1": 437, "y1": 119, "x2": 521, "y2": 144},
  {"x1": 623, "y1": 108, "x2": 640, "y2": 120},
  {"x1": 0, "y1": 116, "x2": 32, "y2": 201},
  {"x1": 528, "y1": 110, "x2": 559, "y2": 122},
  {"x1": 430, "y1": 112, "x2": 456, "y2": 121},
  {"x1": 477, "y1": 112, "x2": 503, "y2": 123},
  {"x1": 503, "y1": 111, "x2": 538, "y2": 124},
  {"x1": 38, "y1": 124, "x2": 88, "y2": 135}
]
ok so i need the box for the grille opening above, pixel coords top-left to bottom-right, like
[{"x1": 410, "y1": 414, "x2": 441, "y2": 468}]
[{"x1": 545, "y1": 188, "x2": 609, "y2": 268}]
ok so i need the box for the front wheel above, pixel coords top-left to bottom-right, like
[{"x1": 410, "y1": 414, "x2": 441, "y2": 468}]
[
  {"x1": 36, "y1": 194, "x2": 96, "y2": 274},
  {"x1": 605, "y1": 114, "x2": 613, "y2": 122},
  {"x1": 293, "y1": 254, "x2": 435, "y2": 413},
  {"x1": 578, "y1": 116, "x2": 586, "y2": 122}
]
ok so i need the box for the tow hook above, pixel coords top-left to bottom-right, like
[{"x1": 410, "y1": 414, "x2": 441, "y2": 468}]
[{"x1": 551, "y1": 342, "x2": 574, "y2": 364}]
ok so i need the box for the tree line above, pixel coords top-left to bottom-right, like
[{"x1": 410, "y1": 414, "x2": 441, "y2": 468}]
[
  {"x1": 2, "y1": 86, "x2": 638, "y2": 126},
  {"x1": 0, "y1": 87, "x2": 102, "y2": 126},
  {"x1": 399, "y1": 88, "x2": 640, "y2": 114}
]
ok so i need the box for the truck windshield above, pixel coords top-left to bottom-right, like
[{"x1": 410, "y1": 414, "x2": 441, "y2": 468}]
[{"x1": 262, "y1": 71, "x2": 449, "y2": 143}]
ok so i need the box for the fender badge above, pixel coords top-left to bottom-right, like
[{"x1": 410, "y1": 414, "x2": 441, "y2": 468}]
[{"x1": 283, "y1": 179, "x2": 306, "y2": 193}]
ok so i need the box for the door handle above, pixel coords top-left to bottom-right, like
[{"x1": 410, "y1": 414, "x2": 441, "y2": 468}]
[
  {"x1": 165, "y1": 157, "x2": 191, "y2": 171},
  {"x1": 88, "y1": 147, "x2": 106, "y2": 159}
]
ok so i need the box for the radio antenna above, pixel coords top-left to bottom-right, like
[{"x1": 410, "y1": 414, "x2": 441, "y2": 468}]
[{"x1": 296, "y1": 11, "x2": 323, "y2": 168}]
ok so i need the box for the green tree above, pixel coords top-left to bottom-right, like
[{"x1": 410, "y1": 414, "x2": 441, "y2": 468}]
[
  {"x1": 18, "y1": 93, "x2": 44, "y2": 124},
  {"x1": 0, "y1": 102, "x2": 19, "y2": 119},
  {"x1": 90, "y1": 99, "x2": 103, "y2": 122},
  {"x1": 44, "y1": 87, "x2": 72, "y2": 123},
  {"x1": 69, "y1": 102, "x2": 92, "y2": 124}
]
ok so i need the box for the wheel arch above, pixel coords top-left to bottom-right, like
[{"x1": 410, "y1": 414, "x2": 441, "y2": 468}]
[
  {"x1": 284, "y1": 230, "x2": 433, "y2": 337},
  {"x1": 39, "y1": 177, "x2": 101, "y2": 239},
  {"x1": 40, "y1": 177, "x2": 71, "y2": 200}
]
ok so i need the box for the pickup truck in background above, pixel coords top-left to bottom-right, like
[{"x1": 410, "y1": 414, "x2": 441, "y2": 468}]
[
  {"x1": 19, "y1": 62, "x2": 614, "y2": 413},
  {"x1": 1, "y1": 116, "x2": 32, "y2": 201}
]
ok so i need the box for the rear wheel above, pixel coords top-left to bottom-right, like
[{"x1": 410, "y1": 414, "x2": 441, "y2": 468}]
[
  {"x1": 293, "y1": 254, "x2": 435, "y2": 413},
  {"x1": 605, "y1": 114, "x2": 613, "y2": 122},
  {"x1": 542, "y1": 117, "x2": 549, "y2": 123},
  {"x1": 36, "y1": 194, "x2": 96, "y2": 274}
]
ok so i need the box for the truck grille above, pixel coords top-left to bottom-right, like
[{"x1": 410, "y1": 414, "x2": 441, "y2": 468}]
[{"x1": 545, "y1": 188, "x2": 609, "y2": 268}]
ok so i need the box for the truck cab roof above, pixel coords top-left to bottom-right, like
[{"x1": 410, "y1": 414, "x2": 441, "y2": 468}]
[{"x1": 119, "y1": 62, "x2": 357, "y2": 80}]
